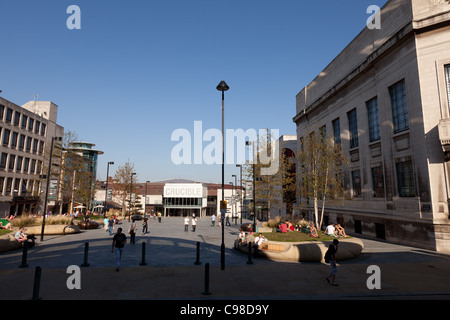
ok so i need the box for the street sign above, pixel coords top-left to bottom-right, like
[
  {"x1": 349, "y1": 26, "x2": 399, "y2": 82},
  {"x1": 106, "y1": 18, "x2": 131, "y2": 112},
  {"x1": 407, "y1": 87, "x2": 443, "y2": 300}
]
[
  {"x1": 48, "y1": 179, "x2": 58, "y2": 200},
  {"x1": 220, "y1": 200, "x2": 227, "y2": 210}
]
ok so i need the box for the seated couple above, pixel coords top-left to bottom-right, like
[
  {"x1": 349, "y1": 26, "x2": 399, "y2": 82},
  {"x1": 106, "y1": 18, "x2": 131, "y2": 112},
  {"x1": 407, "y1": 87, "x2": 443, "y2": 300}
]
[{"x1": 325, "y1": 223, "x2": 348, "y2": 237}]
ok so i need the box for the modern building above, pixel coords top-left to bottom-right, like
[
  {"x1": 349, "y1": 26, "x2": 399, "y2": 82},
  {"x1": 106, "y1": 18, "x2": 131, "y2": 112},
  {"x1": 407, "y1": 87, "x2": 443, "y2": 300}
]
[
  {"x1": 0, "y1": 97, "x2": 64, "y2": 218},
  {"x1": 95, "y1": 178, "x2": 243, "y2": 219},
  {"x1": 293, "y1": 0, "x2": 450, "y2": 252}
]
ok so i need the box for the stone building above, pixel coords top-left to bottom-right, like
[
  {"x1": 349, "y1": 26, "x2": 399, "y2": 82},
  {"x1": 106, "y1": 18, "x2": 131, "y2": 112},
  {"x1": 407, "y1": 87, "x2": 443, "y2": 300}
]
[
  {"x1": 0, "y1": 97, "x2": 64, "y2": 217},
  {"x1": 293, "y1": 0, "x2": 450, "y2": 251}
]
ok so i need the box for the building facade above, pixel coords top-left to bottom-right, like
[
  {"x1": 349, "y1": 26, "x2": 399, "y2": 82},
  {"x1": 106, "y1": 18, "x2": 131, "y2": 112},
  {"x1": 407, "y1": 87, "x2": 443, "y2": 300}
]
[
  {"x1": 0, "y1": 98, "x2": 64, "y2": 218},
  {"x1": 293, "y1": 0, "x2": 450, "y2": 251}
]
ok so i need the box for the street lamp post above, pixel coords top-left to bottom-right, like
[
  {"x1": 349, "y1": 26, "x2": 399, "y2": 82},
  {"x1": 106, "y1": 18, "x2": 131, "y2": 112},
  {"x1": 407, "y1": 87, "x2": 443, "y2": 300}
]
[
  {"x1": 104, "y1": 161, "x2": 114, "y2": 218},
  {"x1": 216, "y1": 80, "x2": 229, "y2": 271},
  {"x1": 145, "y1": 180, "x2": 150, "y2": 216},
  {"x1": 232, "y1": 174, "x2": 237, "y2": 225},
  {"x1": 236, "y1": 164, "x2": 243, "y2": 225},
  {"x1": 129, "y1": 172, "x2": 136, "y2": 222},
  {"x1": 41, "y1": 136, "x2": 61, "y2": 242},
  {"x1": 246, "y1": 140, "x2": 257, "y2": 233}
]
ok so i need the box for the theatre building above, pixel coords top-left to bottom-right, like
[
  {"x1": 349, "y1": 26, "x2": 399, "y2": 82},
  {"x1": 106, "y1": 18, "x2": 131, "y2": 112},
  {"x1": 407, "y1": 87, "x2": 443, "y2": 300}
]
[
  {"x1": 293, "y1": 0, "x2": 450, "y2": 251},
  {"x1": 97, "y1": 178, "x2": 242, "y2": 218}
]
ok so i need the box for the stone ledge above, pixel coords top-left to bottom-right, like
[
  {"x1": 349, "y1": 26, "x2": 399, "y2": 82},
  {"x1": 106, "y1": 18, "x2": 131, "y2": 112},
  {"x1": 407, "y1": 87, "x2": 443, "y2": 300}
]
[
  {"x1": 0, "y1": 225, "x2": 81, "y2": 253},
  {"x1": 239, "y1": 237, "x2": 364, "y2": 262}
]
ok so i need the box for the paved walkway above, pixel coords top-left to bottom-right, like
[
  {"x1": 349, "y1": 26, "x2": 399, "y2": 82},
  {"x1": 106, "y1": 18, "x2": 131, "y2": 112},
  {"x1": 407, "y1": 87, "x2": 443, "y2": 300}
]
[{"x1": 1, "y1": 217, "x2": 450, "y2": 301}]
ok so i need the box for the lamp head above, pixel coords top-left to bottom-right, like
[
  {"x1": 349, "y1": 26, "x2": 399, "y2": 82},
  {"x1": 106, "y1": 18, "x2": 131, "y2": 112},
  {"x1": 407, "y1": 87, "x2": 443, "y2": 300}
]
[{"x1": 216, "y1": 81, "x2": 229, "y2": 92}]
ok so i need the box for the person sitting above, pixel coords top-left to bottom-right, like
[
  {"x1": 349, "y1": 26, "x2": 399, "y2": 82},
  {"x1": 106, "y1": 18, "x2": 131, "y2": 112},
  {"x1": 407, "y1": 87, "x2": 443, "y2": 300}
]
[
  {"x1": 14, "y1": 227, "x2": 37, "y2": 247},
  {"x1": 309, "y1": 223, "x2": 319, "y2": 238},
  {"x1": 335, "y1": 224, "x2": 348, "y2": 237},
  {"x1": 234, "y1": 230, "x2": 247, "y2": 249},
  {"x1": 253, "y1": 233, "x2": 267, "y2": 255},
  {"x1": 0, "y1": 221, "x2": 12, "y2": 230},
  {"x1": 285, "y1": 221, "x2": 294, "y2": 232},
  {"x1": 276, "y1": 223, "x2": 288, "y2": 233},
  {"x1": 325, "y1": 223, "x2": 338, "y2": 237}
]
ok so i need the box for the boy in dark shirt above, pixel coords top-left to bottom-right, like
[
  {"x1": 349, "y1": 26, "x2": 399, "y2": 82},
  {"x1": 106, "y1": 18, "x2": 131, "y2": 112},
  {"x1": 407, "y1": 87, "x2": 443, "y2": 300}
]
[
  {"x1": 112, "y1": 228, "x2": 127, "y2": 271},
  {"x1": 325, "y1": 239, "x2": 339, "y2": 286}
]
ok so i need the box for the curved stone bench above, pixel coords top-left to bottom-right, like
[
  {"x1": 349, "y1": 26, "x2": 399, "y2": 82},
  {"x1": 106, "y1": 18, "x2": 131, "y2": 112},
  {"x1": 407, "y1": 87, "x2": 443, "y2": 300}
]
[
  {"x1": 23, "y1": 224, "x2": 81, "y2": 235},
  {"x1": 239, "y1": 237, "x2": 364, "y2": 262},
  {"x1": 0, "y1": 234, "x2": 21, "y2": 253}
]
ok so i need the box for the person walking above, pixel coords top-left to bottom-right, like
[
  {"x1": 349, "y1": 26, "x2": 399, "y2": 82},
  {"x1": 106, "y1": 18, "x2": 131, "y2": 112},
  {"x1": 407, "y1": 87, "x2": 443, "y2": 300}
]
[
  {"x1": 112, "y1": 228, "x2": 127, "y2": 271},
  {"x1": 325, "y1": 239, "x2": 339, "y2": 286},
  {"x1": 107, "y1": 217, "x2": 114, "y2": 235},
  {"x1": 142, "y1": 215, "x2": 149, "y2": 235},
  {"x1": 158, "y1": 212, "x2": 162, "y2": 223},
  {"x1": 211, "y1": 214, "x2": 216, "y2": 227},
  {"x1": 129, "y1": 219, "x2": 137, "y2": 245},
  {"x1": 191, "y1": 214, "x2": 197, "y2": 232},
  {"x1": 184, "y1": 215, "x2": 190, "y2": 232}
]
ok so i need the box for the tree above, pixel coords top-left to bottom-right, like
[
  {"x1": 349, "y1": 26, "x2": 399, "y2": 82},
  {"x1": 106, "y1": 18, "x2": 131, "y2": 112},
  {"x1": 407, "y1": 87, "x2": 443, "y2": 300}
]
[
  {"x1": 242, "y1": 131, "x2": 296, "y2": 220},
  {"x1": 297, "y1": 128, "x2": 347, "y2": 230},
  {"x1": 113, "y1": 161, "x2": 138, "y2": 217}
]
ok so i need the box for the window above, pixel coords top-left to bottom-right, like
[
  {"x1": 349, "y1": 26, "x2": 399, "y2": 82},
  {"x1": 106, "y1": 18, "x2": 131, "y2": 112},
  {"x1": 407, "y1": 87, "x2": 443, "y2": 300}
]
[
  {"x1": 396, "y1": 159, "x2": 415, "y2": 197},
  {"x1": 366, "y1": 97, "x2": 380, "y2": 142},
  {"x1": 5, "y1": 108, "x2": 12, "y2": 123},
  {"x1": 23, "y1": 158, "x2": 30, "y2": 173},
  {"x1": 26, "y1": 137, "x2": 32, "y2": 152},
  {"x1": 28, "y1": 118, "x2": 34, "y2": 131},
  {"x1": 40, "y1": 123, "x2": 46, "y2": 136},
  {"x1": 21, "y1": 115, "x2": 27, "y2": 129},
  {"x1": 371, "y1": 166, "x2": 385, "y2": 198},
  {"x1": 11, "y1": 132, "x2": 18, "y2": 148},
  {"x1": 0, "y1": 153, "x2": 7, "y2": 170},
  {"x1": 0, "y1": 105, "x2": 4, "y2": 121},
  {"x1": 16, "y1": 156, "x2": 23, "y2": 172},
  {"x1": 30, "y1": 159, "x2": 36, "y2": 174},
  {"x1": 332, "y1": 118, "x2": 341, "y2": 145},
  {"x1": 351, "y1": 169, "x2": 362, "y2": 198},
  {"x1": 32, "y1": 139, "x2": 38, "y2": 154},
  {"x1": 5, "y1": 178, "x2": 12, "y2": 195},
  {"x1": 35, "y1": 121, "x2": 40, "y2": 134},
  {"x1": 13, "y1": 111, "x2": 20, "y2": 126},
  {"x1": 3, "y1": 129, "x2": 10, "y2": 147},
  {"x1": 18, "y1": 134, "x2": 25, "y2": 150},
  {"x1": 446, "y1": 65, "x2": 450, "y2": 112},
  {"x1": 8, "y1": 154, "x2": 15, "y2": 171},
  {"x1": 389, "y1": 80, "x2": 409, "y2": 133},
  {"x1": 348, "y1": 109, "x2": 359, "y2": 148},
  {"x1": 0, "y1": 177, "x2": 4, "y2": 194},
  {"x1": 39, "y1": 140, "x2": 44, "y2": 155}
]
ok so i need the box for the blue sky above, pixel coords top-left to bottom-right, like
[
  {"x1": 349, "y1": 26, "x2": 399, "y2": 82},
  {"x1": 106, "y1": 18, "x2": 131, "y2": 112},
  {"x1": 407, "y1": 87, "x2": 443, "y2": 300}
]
[{"x1": 0, "y1": 0, "x2": 388, "y2": 184}]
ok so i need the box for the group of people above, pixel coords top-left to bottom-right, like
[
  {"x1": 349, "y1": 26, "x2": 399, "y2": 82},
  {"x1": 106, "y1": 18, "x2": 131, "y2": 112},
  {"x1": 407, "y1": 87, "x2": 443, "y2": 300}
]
[
  {"x1": 184, "y1": 214, "x2": 198, "y2": 232},
  {"x1": 324, "y1": 223, "x2": 348, "y2": 238}
]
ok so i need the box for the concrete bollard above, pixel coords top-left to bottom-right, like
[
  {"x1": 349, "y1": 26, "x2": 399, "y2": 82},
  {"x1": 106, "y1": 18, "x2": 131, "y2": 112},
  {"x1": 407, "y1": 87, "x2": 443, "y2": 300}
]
[
  {"x1": 247, "y1": 242, "x2": 253, "y2": 265},
  {"x1": 19, "y1": 245, "x2": 29, "y2": 268},
  {"x1": 194, "y1": 241, "x2": 201, "y2": 265},
  {"x1": 139, "y1": 242, "x2": 148, "y2": 266},
  {"x1": 31, "y1": 266, "x2": 42, "y2": 300},
  {"x1": 202, "y1": 263, "x2": 211, "y2": 295},
  {"x1": 81, "y1": 242, "x2": 90, "y2": 267}
]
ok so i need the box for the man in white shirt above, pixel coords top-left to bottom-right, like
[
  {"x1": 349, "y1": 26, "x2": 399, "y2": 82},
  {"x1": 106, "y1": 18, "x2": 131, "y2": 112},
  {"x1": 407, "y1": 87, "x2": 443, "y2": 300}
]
[{"x1": 325, "y1": 224, "x2": 337, "y2": 237}]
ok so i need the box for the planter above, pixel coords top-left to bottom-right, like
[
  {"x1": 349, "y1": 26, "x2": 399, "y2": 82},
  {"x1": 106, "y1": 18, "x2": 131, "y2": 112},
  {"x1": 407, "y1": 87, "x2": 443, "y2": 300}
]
[{"x1": 239, "y1": 237, "x2": 364, "y2": 262}]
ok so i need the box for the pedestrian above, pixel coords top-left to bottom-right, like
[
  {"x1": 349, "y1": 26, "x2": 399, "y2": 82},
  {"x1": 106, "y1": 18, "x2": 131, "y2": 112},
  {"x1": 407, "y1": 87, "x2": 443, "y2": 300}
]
[
  {"x1": 111, "y1": 228, "x2": 127, "y2": 271},
  {"x1": 158, "y1": 212, "x2": 162, "y2": 223},
  {"x1": 211, "y1": 214, "x2": 216, "y2": 227},
  {"x1": 129, "y1": 219, "x2": 137, "y2": 245},
  {"x1": 103, "y1": 217, "x2": 109, "y2": 232},
  {"x1": 142, "y1": 215, "x2": 149, "y2": 235},
  {"x1": 107, "y1": 217, "x2": 114, "y2": 235},
  {"x1": 184, "y1": 215, "x2": 190, "y2": 232},
  {"x1": 226, "y1": 214, "x2": 231, "y2": 226},
  {"x1": 325, "y1": 239, "x2": 339, "y2": 286},
  {"x1": 191, "y1": 214, "x2": 197, "y2": 232}
]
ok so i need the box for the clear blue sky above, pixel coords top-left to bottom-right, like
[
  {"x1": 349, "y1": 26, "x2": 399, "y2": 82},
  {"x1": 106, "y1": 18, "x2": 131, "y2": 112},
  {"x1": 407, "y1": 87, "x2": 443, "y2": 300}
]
[{"x1": 0, "y1": 0, "x2": 388, "y2": 184}]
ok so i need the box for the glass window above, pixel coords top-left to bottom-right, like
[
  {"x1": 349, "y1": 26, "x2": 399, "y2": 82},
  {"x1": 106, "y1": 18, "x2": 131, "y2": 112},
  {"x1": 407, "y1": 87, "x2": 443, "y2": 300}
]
[
  {"x1": 0, "y1": 177, "x2": 4, "y2": 194},
  {"x1": 11, "y1": 132, "x2": 18, "y2": 148},
  {"x1": 371, "y1": 166, "x2": 385, "y2": 198},
  {"x1": 348, "y1": 109, "x2": 358, "y2": 148},
  {"x1": 389, "y1": 80, "x2": 409, "y2": 133},
  {"x1": 30, "y1": 159, "x2": 36, "y2": 174},
  {"x1": 23, "y1": 157, "x2": 30, "y2": 173},
  {"x1": 21, "y1": 115, "x2": 27, "y2": 129},
  {"x1": 0, "y1": 153, "x2": 7, "y2": 170},
  {"x1": 35, "y1": 121, "x2": 40, "y2": 134},
  {"x1": 396, "y1": 159, "x2": 415, "y2": 197},
  {"x1": 5, "y1": 178, "x2": 12, "y2": 194},
  {"x1": 13, "y1": 111, "x2": 20, "y2": 126},
  {"x1": 366, "y1": 97, "x2": 380, "y2": 142},
  {"x1": 3, "y1": 129, "x2": 10, "y2": 147},
  {"x1": 0, "y1": 105, "x2": 4, "y2": 121},
  {"x1": 332, "y1": 118, "x2": 341, "y2": 145},
  {"x1": 16, "y1": 156, "x2": 23, "y2": 172},
  {"x1": 26, "y1": 137, "x2": 32, "y2": 152},
  {"x1": 5, "y1": 108, "x2": 12, "y2": 123},
  {"x1": 351, "y1": 170, "x2": 362, "y2": 198},
  {"x1": 445, "y1": 65, "x2": 450, "y2": 113},
  {"x1": 18, "y1": 134, "x2": 25, "y2": 150},
  {"x1": 8, "y1": 155, "x2": 15, "y2": 171},
  {"x1": 28, "y1": 118, "x2": 34, "y2": 131},
  {"x1": 40, "y1": 123, "x2": 46, "y2": 136}
]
